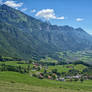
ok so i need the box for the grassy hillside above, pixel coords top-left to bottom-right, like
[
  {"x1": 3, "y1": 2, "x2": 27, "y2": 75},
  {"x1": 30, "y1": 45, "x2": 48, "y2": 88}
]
[
  {"x1": 0, "y1": 71, "x2": 92, "y2": 92},
  {"x1": 54, "y1": 51, "x2": 92, "y2": 64},
  {"x1": 40, "y1": 57, "x2": 58, "y2": 63},
  {"x1": 48, "y1": 64, "x2": 87, "y2": 73},
  {"x1": 0, "y1": 61, "x2": 92, "y2": 92},
  {"x1": 0, "y1": 82, "x2": 89, "y2": 92},
  {"x1": 0, "y1": 59, "x2": 92, "y2": 92},
  {"x1": 0, "y1": 60, "x2": 87, "y2": 73}
]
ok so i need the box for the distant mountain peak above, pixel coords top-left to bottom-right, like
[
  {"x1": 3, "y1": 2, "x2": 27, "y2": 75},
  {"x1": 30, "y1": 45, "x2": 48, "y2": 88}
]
[
  {"x1": 75, "y1": 27, "x2": 86, "y2": 33},
  {"x1": 0, "y1": 4, "x2": 9, "y2": 8},
  {"x1": 0, "y1": 4, "x2": 16, "y2": 12},
  {"x1": 76, "y1": 27, "x2": 83, "y2": 30}
]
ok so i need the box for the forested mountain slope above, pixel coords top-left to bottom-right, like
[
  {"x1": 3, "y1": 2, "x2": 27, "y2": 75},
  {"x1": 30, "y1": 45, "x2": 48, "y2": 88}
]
[{"x1": 0, "y1": 4, "x2": 92, "y2": 60}]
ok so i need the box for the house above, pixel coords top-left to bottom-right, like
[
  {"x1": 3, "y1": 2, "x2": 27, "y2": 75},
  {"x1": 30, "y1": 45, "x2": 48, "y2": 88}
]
[
  {"x1": 65, "y1": 75, "x2": 81, "y2": 79},
  {"x1": 32, "y1": 63, "x2": 40, "y2": 70},
  {"x1": 65, "y1": 76, "x2": 72, "y2": 79},
  {"x1": 48, "y1": 75, "x2": 52, "y2": 79},
  {"x1": 72, "y1": 75, "x2": 81, "y2": 79},
  {"x1": 39, "y1": 74, "x2": 44, "y2": 79},
  {"x1": 34, "y1": 63, "x2": 39, "y2": 67},
  {"x1": 59, "y1": 78, "x2": 65, "y2": 81}
]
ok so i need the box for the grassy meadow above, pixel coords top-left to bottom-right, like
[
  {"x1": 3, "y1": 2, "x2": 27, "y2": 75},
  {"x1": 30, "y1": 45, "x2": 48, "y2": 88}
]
[
  {"x1": 0, "y1": 60, "x2": 92, "y2": 92},
  {"x1": 0, "y1": 71, "x2": 92, "y2": 92}
]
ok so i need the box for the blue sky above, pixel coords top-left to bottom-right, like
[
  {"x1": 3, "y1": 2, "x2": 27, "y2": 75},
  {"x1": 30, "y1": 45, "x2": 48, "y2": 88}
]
[{"x1": 1, "y1": 0, "x2": 92, "y2": 34}]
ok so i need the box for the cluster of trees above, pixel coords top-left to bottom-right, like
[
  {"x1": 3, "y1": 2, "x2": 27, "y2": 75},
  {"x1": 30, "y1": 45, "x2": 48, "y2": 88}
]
[
  {"x1": 0, "y1": 56, "x2": 22, "y2": 62},
  {"x1": 67, "y1": 69, "x2": 80, "y2": 76},
  {"x1": 37, "y1": 59, "x2": 92, "y2": 67},
  {"x1": 0, "y1": 64, "x2": 31, "y2": 73},
  {"x1": 73, "y1": 60, "x2": 92, "y2": 67}
]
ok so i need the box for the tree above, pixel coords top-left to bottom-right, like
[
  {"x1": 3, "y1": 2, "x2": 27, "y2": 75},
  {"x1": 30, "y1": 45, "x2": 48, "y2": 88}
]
[
  {"x1": 37, "y1": 67, "x2": 40, "y2": 71},
  {"x1": 52, "y1": 69, "x2": 58, "y2": 73},
  {"x1": 80, "y1": 77, "x2": 84, "y2": 83},
  {"x1": 74, "y1": 78, "x2": 79, "y2": 82},
  {"x1": 0, "y1": 55, "x2": 3, "y2": 61},
  {"x1": 27, "y1": 65, "x2": 31, "y2": 73},
  {"x1": 52, "y1": 74, "x2": 57, "y2": 80},
  {"x1": 44, "y1": 69, "x2": 47, "y2": 74},
  {"x1": 29, "y1": 59, "x2": 35, "y2": 64},
  {"x1": 18, "y1": 66, "x2": 22, "y2": 73}
]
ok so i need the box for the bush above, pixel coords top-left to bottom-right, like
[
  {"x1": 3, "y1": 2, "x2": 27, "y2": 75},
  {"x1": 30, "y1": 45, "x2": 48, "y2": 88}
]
[
  {"x1": 80, "y1": 77, "x2": 84, "y2": 83},
  {"x1": 10, "y1": 80, "x2": 16, "y2": 83},
  {"x1": 74, "y1": 78, "x2": 79, "y2": 81},
  {"x1": 32, "y1": 74, "x2": 37, "y2": 77}
]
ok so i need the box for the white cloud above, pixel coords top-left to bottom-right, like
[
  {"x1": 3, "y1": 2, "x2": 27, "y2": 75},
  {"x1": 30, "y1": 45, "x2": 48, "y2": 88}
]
[
  {"x1": 4, "y1": 0, "x2": 23, "y2": 8},
  {"x1": 35, "y1": 9, "x2": 64, "y2": 20},
  {"x1": 56, "y1": 16, "x2": 65, "y2": 20},
  {"x1": 76, "y1": 18, "x2": 84, "y2": 22},
  {"x1": 31, "y1": 9, "x2": 36, "y2": 13},
  {"x1": 21, "y1": 8, "x2": 27, "y2": 12}
]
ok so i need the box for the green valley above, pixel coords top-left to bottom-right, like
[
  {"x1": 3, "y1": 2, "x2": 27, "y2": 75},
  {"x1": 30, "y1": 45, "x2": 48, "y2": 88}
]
[
  {"x1": 0, "y1": 2, "x2": 92, "y2": 92},
  {"x1": 0, "y1": 59, "x2": 92, "y2": 92}
]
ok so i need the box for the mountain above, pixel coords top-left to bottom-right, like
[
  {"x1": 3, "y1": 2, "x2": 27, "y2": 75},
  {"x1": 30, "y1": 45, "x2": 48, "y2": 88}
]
[{"x1": 0, "y1": 4, "x2": 92, "y2": 60}]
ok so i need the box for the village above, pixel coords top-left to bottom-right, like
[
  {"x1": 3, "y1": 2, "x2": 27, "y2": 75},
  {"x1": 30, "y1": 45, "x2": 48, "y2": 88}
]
[
  {"x1": 0, "y1": 58, "x2": 92, "y2": 83},
  {"x1": 30, "y1": 61, "x2": 90, "y2": 82}
]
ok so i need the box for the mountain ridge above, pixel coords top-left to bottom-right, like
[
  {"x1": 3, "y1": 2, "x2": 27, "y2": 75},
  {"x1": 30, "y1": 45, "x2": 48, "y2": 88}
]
[{"x1": 0, "y1": 4, "x2": 92, "y2": 60}]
